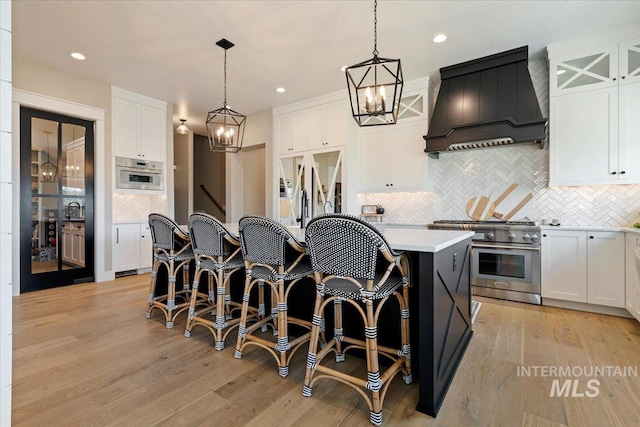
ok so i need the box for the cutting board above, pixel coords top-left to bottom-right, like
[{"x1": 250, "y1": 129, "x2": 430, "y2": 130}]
[
  {"x1": 466, "y1": 196, "x2": 496, "y2": 220},
  {"x1": 491, "y1": 183, "x2": 533, "y2": 221}
]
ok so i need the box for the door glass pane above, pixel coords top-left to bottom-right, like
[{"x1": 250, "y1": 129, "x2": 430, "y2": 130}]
[
  {"x1": 31, "y1": 196, "x2": 59, "y2": 273},
  {"x1": 278, "y1": 155, "x2": 305, "y2": 225},
  {"x1": 557, "y1": 66, "x2": 577, "y2": 88},
  {"x1": 309, "y1": 151, "x2": 342, "y2": 217},
  {"x1": 62, "y1": 195, "x2": 86, "y2": 269},
  {"x1": 478, "y1": 252, "x2": 525, "y2": 279},
  {"x1": 565, "y1": 73, "x2": 604, "y2": 89},
  {"x1": 628, "y1": 48, "x2": 640, "y2": 76},
  {"x1": 62, "y1": 123, "x2": 86, "y2": 195},
  {"x1": 565, "y1": 54, "x2": 607, "y2": 75},
  {"x1": 587, "y1": 54, "x2": 610, "y2": 78},
  {"x1": 32, "y1": 117, "x2": 59, "y2": 195}
]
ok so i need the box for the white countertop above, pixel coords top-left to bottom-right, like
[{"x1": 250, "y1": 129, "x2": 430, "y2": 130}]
[{"x1": 221, "y1": 223, "x2": 473, "y2": 253}]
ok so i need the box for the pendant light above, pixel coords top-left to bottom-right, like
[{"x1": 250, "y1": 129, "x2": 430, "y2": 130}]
[
  {"x1": 206, "y1": 38, "x2": 246, "y2": 153},
  {"x1": 345, "y1": 0, "x2": 403, "y2": 126},
  {"x1": 176, "y1": 119, "x2": 190, "y2": 135},
  {"x1": 41, "y1": 131, "x2": 57, "y2": 182}
]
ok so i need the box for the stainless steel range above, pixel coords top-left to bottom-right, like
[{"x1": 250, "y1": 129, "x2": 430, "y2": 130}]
[{"x1": 429, "y1": 220, "x2": 541, "y2": 305}]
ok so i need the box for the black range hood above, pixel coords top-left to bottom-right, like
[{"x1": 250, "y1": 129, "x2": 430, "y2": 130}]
[{"x1": 424, "y1": 46, "x2": 547, "y2": 158}]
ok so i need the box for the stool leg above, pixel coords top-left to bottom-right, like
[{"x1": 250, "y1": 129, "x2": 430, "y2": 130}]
[
  {"x1": 303, "y1": 287, "x2": 325, "y2": 397},
  {"x1": 365, "y1": 298, "x2": 382, "y2": 426},
  {"x1": 165, "y1": 258, "x2": 176, "y2": 329},
  {"x1": 214, "y1": 268, "x2": 227, "y2": 350},
  {"x1": 334, "y1": 299, "x2": 344, "y2": 362},
  {"x1": 184, "y1": 266, "x2": 203, "y2": 337},
  {"x1": 181, "y1": 264, "x2": 190, "y2": 301},
  {"x1": 259, "y1": 280, "x2": 268, "y2": 332},
  {"x1": 146, "y1": 258, "x2": 160, "y2": 319},
  {"x1": 276, "y1": 278, "x2": 290, "y2": 377},
  {"x1": 400, "y1": 280, "x2": 412, "y2": 384},
  {"x1": 234, "y1": 273, "x2": 252, "y2": 359},
  {"x1": 208, "y1": 272, "x2": 216, "y2": 315},
  {"x1": 270, "y1": 287, "x2": 278, "y2": 335}
]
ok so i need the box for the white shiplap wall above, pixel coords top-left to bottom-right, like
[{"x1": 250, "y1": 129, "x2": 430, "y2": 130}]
[
  {"x1": 0, "y1": 0, "x2": 11, "y2": 423},
  {"x1": 363, "y1": 60, "x2": 640, "y2": 227}
]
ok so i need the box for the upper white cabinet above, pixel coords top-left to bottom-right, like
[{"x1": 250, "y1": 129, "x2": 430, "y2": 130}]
[
  {"x1": 357, "y1": 121, "x2": 430, "y2": 192},
  {"x1": 625, "y1": 233, "x2": 640, "y2": 322},
  {"x1": 541, "y1": 229, "x2": 625, "y2": 308},
  {"x1": 549, "y1": 36, "x2": 640, "y2": 186},
  {"x1": 356, "y1": 84, "x2": 431, "y2": 193},
  {"x1": 112, "y1": 87, "x2": 167, "y2": 163},
  {"x1": 276, "y1": 98, "x2": 347, "y2": 155}
]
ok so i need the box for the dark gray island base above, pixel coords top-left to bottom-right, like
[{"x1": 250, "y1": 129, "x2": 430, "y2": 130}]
[{"x1": 410, "y1": 237, "x2": 473, "y2": 417}]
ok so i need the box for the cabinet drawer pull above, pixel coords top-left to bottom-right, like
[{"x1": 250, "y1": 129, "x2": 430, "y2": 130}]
[{"x1": 589, "y1": 236, "x2": 594, "y2": 239}]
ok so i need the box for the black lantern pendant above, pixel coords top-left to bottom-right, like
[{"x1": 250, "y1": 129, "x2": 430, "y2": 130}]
[
  {"x1": 346, "y1": 0, "x2": 403, "y2": 126},
  {"x1": 206, "y1": 38, "x2": 246, "y2": 153},
  {"x1": 40, "y1": 131, "x2": 57, "y2": 182}
]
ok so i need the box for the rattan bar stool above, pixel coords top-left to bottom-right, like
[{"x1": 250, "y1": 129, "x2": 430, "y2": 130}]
[
  {"x1": 234, "y1": 215, "x2": 317, "y2": 377},
  {"x1": 146, "y1": 213, "x2": 206, "y2": 328},
  {"x1": 303, "y1": 214, "x2": 412, "y2": 426},
  {"x1": 184, "y1": 213, "x2": 261, "y2": 350}
]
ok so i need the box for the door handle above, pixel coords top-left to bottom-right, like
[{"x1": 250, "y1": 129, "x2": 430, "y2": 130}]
[{"x1": 116, "y1": 228, "x2": 119, "y2": 244}]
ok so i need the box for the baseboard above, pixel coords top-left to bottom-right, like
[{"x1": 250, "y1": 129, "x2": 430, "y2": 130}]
[{"x1": 542, "y1": 298, "x2": 632, "y2": 318}]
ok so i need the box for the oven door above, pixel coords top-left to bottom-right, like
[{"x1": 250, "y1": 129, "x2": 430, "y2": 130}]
[
  {"x1": 116, "y1": 167, "x2": 164, "y2": 191},
  {"x1": 472, "y1": 243, "x2": 540, "y2": 294}
]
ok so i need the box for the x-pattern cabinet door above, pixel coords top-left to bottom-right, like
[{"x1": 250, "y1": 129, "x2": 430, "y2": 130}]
[
  {"x1": 620, "y1": 37, "x2": 640, "y2": 85},
  {"x1": 550, "y1": 44, "x2": 618, "y2": 96}
]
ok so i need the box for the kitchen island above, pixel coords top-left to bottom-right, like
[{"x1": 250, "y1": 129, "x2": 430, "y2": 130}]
[{"x1": 220, "y1": 223, "x2": 474, "y2": 417}]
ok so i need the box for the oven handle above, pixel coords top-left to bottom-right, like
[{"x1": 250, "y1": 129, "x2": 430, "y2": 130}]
[
  {"x1": 473, "y1": 243, "x2": 540, "y2": 251},
  {"x1": 118, "y1": 168, "x2": 163, "y2": 175}
]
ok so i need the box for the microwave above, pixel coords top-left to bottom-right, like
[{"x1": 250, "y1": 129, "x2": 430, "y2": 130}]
[{"x1": 115, "y1": 156, "x2": 164, "y2": 191}]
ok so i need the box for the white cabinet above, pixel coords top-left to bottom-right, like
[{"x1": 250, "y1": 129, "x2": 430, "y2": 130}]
[
  {"x1": 276, "y1": 99, "x2": 347, "y2": 155},
  {"x1": 113, "y1": 224, "x2": 140, "y2": 272},
  {"x1": 61, "y1": 221, "x2": 85, "y2": 267},
  {"x1": 625, "y1": 233, "x2": 640, "y2": 322},
  {"x1": 112, "y1": 87, "x2": 167, "y2": 163},
  {"x1": 357, "y1": 121, "x2": 430, "y2": 192},
  {"x1": 139, "y1": 224, "x2": 153, "y2": 270},
  {"x1": 541, "y1": 230, "x2": 587, "y2": 302},
  {"x1": 541, "y1": 229, "x2": 625, "y2": 308},
  {"x1": 549, "y1": 36, "x2": 640, "y2": 186}
]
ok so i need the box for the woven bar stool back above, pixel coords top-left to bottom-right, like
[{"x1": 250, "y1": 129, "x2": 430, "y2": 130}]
[
  {"x1": 146, "y1": 213, "x2": 203, "y2": 328},
  {"x1": 234, "y1": 215, "x2": 316, "y2": 377},
  {"x1": 184, "y1": 213, "x2": 254, "y2": 350},
  {"x1": 303, "y1": 214, "x2": 412, "y2": 426}
]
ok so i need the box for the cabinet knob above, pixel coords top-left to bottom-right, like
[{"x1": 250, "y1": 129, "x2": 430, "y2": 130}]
[
  {"x1": 390, "y1": 183, "x2": 393, "y2": 186},
  {"x1": 542, "y1": 234, "x2": 547, "y2": 237},
  {"x1": 612, "y1": 171, "x2": 617, "y2": 175},
  {"x1": 589, "y1": 236, "x2": 594, "y2": 239},
  {"x1": 612, "y1": 77, "x2": 617, "y2": 81},
  {"x1": 621, "y1": 171, "x2": 626, "y2": 174},
  {"x1": 386, "y1": 184, "x2": 389, "y2": 187},
  {"x1": 622, "y1": 76, "x2": 626, "y2": 79}
]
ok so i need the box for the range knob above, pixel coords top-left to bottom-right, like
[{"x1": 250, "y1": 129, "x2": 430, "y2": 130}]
[
  {"x1": 523, "y1": 234, "x2": 531, "y2": 242},
  {"x1": 508, "y1": 232, "x2": 516, "y2": 241},
  {"x1": 531, "y1": 234, "x2": 539, "y2": 243},
  {"x1": 486, "y1": 232, "x2": 495, "y2": 241}
]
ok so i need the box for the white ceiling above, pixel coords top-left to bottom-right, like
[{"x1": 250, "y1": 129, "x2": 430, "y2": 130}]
[{"x1": 12, "y1": 1, "x2": 640, "y2": 136}]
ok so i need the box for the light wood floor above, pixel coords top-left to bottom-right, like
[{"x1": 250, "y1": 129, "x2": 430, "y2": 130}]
[{"x1": 12, "y1": 274, "x2": 640, "y2": 426}]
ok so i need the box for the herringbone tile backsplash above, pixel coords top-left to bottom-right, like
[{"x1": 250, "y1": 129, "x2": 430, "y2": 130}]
[
  {"x1": 363, "y1": 60, "x2": 640, "y2": 227},
  {"x1": 113, "y1": 194, "x2": 167, "y2": 223}
]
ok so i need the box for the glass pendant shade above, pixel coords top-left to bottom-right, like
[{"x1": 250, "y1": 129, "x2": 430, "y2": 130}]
[
  {"x1": 206, "y1": 38, "x2": 245, "y2": 153},
  {"x1": 176, "y1": 119, "x2": 190, "y2": 135},
  {"x1": 346, "y1": 56, "x2": 403, "y2": 126}
]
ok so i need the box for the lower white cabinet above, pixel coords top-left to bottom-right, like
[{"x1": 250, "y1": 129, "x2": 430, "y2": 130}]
[
  {"x1": 541, "y1": 230, "x2": 625, "y2": 308},
  {"x1": 625, "y1": 233, "x2": 640, "y2": 321},
  {"x1": 113, "y1": 223, "x2": 152, "y2": 273},
  {"x1": 61, "y1": 221, "x2": 85, "y2": 267}
]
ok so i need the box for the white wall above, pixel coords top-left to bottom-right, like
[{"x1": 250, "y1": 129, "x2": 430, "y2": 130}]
[
  {"x1": 0, "y1": 1, "x2": 11, "y2": 422},
  {"x1": 226, "y1": 108, "x2": 271, "y2": 222}
]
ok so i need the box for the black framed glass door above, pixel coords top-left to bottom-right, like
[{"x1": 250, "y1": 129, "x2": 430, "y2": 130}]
[{"x1": 20, "y1": 107, "x2": 95, "y2": 292}]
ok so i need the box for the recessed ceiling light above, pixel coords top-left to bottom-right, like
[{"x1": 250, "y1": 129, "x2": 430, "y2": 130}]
[
  {"x1": 70, "y1": 52, "x2": 86, "y2": 61},
  {"x1": 557, "y1": 69, "x2": 566, "y2": 75},
  {"x1": 340, "y1": 65, "x2": 348, "y2": 72},
  {"x1": 276, "y1": 87, "x2": 286, "y2": 93},
  {"x1": 433, "y1": 34, "x2": 447, "y2": 43}
]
